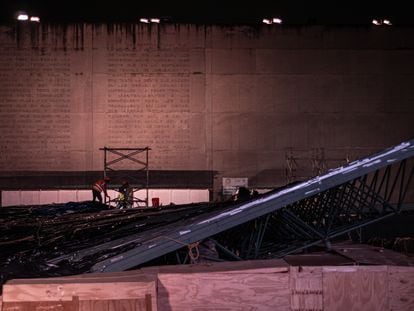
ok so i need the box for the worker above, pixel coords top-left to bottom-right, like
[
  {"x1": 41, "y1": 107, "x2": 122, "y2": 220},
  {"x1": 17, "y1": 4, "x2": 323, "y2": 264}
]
[
  {"x1": 234, "y1": 186, "x2": 251, "y2": 202},
  {"x1": 117, "y1": 180, "x2": 132, "y2": 209},
  {"x1": 92, "y1": 176, "x2": 111, "y2": 204}
]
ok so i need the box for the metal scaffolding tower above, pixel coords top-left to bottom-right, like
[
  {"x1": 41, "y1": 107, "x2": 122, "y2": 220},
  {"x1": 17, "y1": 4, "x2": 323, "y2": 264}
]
[
  {"x1": 100, "y1": 147, "x2": 150, "y2": 208},
  {"x1": 285, "y1": 147, "x2": 350, "y2": 183}
]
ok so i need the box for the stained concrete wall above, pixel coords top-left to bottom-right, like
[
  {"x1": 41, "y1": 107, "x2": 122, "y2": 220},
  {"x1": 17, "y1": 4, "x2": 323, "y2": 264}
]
[{"x1": 0, "y1": 23, "x2": 413, "y2": 198}]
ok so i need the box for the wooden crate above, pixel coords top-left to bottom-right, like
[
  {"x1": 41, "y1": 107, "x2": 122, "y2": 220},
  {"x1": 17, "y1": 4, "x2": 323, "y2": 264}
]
[
  {"x1": 2, "y1": 262, "x2": 414, "y2": 311},
  {"x1": 144, "y1": 259, "x2": 290, "y2": 311},
  {"x1": 2, "y1": 270, "x2": 156, "y2": 311},
  {"x1": 388, "y1": 266, "x2": 414, "y2": 311},
  {"x1": 290, "y1": 266, "x2": 323, "y2": 311},
  {"x1": 322, "y1": 266, "x2": 389, "y2": 311}
]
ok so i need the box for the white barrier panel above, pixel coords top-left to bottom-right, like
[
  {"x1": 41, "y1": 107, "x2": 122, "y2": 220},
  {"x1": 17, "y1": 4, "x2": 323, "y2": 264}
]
[
  {"x1": 1, "y1": 189, "x2": 210, "y2": 207},
  {"x1": 57, "y1": 190, "x2": 78, "y2": 203}
]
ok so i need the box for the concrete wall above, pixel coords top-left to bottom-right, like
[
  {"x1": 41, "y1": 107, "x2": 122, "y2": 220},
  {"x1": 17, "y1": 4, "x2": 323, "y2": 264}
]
[{"x1": 0, "y1": 23, "x2": 413, "y2": 198}]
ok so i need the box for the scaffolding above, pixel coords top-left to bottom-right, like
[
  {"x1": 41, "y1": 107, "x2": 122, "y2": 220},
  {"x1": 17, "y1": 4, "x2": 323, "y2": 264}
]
[
  {"x1": 100, "y1": 147, "x2": 150, "y2": 208},
  {"x1": 285, "y1": 148, "x2": 350, "y2": 184}
]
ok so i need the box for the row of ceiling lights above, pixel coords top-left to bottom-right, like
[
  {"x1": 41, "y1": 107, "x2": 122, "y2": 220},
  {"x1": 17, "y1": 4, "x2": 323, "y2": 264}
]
[
  {"x1": 16, "y1": 13, "x2": 40, "y2": 22},
  {"x1": 263, "y1": 17, "x2": 393, "y2": 26},
  {"x1": 15, "y1": 12, "x2": 393, "y2": 26},
  {"x1": 372, "y1": 19, "x2": 392, "y2": 26},
  {"x1": 16, "y1": 13, "x2": 161, "y2": 24},
  {"x1": 139, "y1": 18, "x2": 160, "y2": 24},
  {"x1": 262, "y1": 18, "x2": 283, "y2": 25}
]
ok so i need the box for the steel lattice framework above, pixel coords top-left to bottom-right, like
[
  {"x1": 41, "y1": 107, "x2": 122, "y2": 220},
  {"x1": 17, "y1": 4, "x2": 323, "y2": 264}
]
[{"x1": 215, "y1": 159, "x2": 413, "y2": 260}]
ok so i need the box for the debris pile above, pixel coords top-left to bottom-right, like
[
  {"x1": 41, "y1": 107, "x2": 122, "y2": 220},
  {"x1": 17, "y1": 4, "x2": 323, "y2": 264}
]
[{"x1": 0, "y1": 200, "x2": 226, "y2": 287}]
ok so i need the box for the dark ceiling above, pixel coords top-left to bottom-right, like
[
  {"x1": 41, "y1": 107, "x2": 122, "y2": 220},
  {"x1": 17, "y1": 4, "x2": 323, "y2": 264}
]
[{"x1": 0, "y1": 0, "x2": 412, "y2": 25}]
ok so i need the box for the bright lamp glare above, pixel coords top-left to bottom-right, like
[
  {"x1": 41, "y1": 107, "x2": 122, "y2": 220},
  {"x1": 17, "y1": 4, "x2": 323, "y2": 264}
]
[
  {"x1": 262, "y1": 18, "x2": 272, "y2": 24},
  {"x1": 150, "y1": 18, "x2": 160, "y2": 23},
  {"x1": 139, "y1": 18, "x2": 149, "y2": 23},
  {"x1": 30, "y1": 16, "x2": 40, "y2": 22},
  {"x1": 17, "y1": 14, "x2": 29, "y2": 21},
  {"x1": 372, "y1": 18, "x2": 392, "y2": 26},
  {"x1": 272, "y1": 18, "x2": 282, "y2": 24}
]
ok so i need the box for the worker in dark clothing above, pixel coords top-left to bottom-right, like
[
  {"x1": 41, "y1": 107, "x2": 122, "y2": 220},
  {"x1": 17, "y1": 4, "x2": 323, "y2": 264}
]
[
  {"x1": 92, "y1": 176, "x2": 111, "y2": 204},
  {"x1": 235, "y1": 186, "x2": 251, "y2": 202}
]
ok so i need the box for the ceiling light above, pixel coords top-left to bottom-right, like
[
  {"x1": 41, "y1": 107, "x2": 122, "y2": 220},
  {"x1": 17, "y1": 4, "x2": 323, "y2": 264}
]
[
  {"x1": 383, "y1": 19, "x2": 392, "y2": 25},
  {"x1": 372, "y1": 19, "x2": 381, "y2": 25},
  {"x1": 150, "y1": 18, "x2": 160, "y2": 23},
  {"x1": 30, "y1": 16, "x2": 40, "y2": 22},
  {"x1": 262, "y1": 18, "x2": 272, "y2": 25},
  {"x1": 17, "y1": 14, "x2": 29, "y2": 21},
  {"x1": 140, "y1": 18, "x2": 149, "y2": 23},
  {"x1": 272, "y1": 18, "x2": 282, "y2": 24}
]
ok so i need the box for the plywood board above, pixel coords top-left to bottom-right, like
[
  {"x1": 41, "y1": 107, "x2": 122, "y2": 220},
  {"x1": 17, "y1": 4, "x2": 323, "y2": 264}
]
[
  {"x1": 3, "y1": 281, "x2": 155, "y2": 301},
  {"x1": 157, "y1": 271, "x2": 290, "y2": 311},
  {"x1": 388, "y1": 266, "x2": 414, "y2": 311},
  {"x1": 2, "y1": 300, "x2": 75, "y2": 311},
  {"x1": 2, "y1": 298, "x2": 151, "y2": 311},
  {"x1": 332, "y1": 242, "x2": 414, "y2": 266},
  {"x1": 78, "y1": 297, "x2": 151, "y2": 311},
  {"x1": 290, "y1": 266, "x2": 323, "y2": 311},
  {"x1": 284, "y1": 253, "x2": 354, "y2": 266},
  {"x1": 2, "y1": 273, "x2": 157, "y2": 311},
  {"x1": 322, "y1": 266, "x2": 388, "y2": 311}
]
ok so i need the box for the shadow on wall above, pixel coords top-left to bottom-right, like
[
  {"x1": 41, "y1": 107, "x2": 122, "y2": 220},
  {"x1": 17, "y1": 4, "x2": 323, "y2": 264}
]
[
  {"x1": 249, "y1": 168, "x2": 289, "y2": 188},
  {"x1": 0, "y1": 170, "x2": 219, "y2": 190}
]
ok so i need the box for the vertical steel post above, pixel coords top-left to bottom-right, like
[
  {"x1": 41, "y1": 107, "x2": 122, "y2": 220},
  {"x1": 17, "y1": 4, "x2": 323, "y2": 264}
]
[
  {"x1": 104, "y1": 147, "x2": 107, "y2": 204},
  {"x1": 146, "y1": 147, "x2": 149, "y2": 208}
]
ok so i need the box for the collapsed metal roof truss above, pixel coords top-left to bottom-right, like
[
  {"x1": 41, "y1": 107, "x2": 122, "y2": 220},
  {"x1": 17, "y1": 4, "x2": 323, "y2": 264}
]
[{"x1": 87, "y1": 140, "x2": 414, "y2": 272}]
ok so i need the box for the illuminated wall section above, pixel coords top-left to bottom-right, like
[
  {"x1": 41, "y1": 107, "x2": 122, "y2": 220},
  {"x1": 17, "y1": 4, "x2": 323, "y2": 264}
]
[{"x1": 0, "y1": 23, "x2": 413, "y2": 198}]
